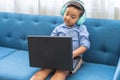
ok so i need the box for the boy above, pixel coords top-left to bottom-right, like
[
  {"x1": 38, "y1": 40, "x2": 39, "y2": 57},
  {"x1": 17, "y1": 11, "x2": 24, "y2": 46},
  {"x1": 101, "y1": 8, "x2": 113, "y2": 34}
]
[{"x1": 30, "y1": 0, "x2": 90, "y2": 80}]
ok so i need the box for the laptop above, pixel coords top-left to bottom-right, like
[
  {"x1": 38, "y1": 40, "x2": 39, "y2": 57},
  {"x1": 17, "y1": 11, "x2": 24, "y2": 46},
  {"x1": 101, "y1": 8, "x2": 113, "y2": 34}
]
[{"x1": 28, "y1": 35, "x2": 81, "y2": 71}]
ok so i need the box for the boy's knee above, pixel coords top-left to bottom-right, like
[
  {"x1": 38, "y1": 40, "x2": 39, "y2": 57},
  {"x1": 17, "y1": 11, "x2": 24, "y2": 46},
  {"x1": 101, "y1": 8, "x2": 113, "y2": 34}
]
[{"x1": 50, "y1": 70, "x2": 69, "y2": 80}]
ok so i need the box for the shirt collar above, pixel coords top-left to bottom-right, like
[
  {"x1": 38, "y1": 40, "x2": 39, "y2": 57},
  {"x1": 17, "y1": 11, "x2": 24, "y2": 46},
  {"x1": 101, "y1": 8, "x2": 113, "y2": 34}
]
[{"x1": 62, "y1": 23, "x2": 79, "y2": 29}]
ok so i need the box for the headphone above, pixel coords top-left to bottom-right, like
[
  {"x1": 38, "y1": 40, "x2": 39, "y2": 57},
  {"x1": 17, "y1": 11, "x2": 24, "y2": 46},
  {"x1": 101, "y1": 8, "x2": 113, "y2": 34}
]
[{"x1": 60, "y1": 0, "x2": 86, "y2": 26}]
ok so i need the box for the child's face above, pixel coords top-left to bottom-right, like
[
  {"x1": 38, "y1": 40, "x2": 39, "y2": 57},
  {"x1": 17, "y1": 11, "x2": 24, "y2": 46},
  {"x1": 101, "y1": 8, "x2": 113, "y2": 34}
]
[{"x1": 63, "y1": 6, "x2": 82, "y2": 27}]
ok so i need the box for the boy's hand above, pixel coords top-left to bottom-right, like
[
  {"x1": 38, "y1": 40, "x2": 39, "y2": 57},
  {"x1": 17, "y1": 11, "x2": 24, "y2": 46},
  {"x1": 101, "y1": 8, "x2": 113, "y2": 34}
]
[{"x1": 72, "y1": 46, "x2": 87, "y2": 59}]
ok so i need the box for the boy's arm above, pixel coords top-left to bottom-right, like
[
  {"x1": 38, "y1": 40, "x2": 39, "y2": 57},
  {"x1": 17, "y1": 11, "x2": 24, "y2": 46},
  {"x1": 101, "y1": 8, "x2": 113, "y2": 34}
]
[
  {"x1": 51, "y1": 26, "x2": 59, "y2": 36},
  {"x1": 73, "y1": 25, "x2": 90, "y2": 58},
  {"x1": 73, "y1": 46, "x2": 87, "y2": 58}
]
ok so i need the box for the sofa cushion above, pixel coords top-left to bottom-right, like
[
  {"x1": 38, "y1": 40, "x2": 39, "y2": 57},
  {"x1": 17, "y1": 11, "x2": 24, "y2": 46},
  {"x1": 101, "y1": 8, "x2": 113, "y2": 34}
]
[
  {"x1": 0, "y1": 50, "x2": 39, "y2": 80},
  {"x1": 0, "y1": 46, "x2": 17, "y2": 59},
  {"x1": 0, "y1": 48, "x2": 116, "y2": 80},
  {"x1": 45, "y1": 63, "x2": 116, "y2": 80},
  {"x1": 66, "y1": 62, "x2": 116, "y2": 80}
]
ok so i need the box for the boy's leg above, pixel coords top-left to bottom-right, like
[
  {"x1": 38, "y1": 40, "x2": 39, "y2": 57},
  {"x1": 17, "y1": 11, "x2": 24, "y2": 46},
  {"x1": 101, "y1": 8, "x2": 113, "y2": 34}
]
[
  {"x1": 30, "y1": 68, "x2": 53, "y2": 80},
  {"x1": 50, "y1": 70, "x2": 69, "y2": 80}
]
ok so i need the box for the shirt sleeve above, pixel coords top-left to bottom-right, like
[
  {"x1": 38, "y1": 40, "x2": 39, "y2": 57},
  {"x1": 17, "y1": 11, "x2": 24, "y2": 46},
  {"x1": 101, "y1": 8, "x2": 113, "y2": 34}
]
[
  {"x1": 79, "y1": 25, "x2": 90, "y2": 49},
  {"x1": 50, "y1": 27, "x2": 59, "y2": 36}
]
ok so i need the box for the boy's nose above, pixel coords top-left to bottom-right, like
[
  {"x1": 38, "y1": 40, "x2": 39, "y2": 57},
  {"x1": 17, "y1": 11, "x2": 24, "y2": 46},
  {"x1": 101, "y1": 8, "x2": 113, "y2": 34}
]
[{"x1": 66, "y1": 16, "x2": 70, "y2": 20}]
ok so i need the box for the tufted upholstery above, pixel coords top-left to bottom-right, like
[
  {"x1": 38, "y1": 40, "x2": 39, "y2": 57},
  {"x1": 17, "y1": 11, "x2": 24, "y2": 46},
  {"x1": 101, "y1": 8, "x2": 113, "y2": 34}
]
[
  {"x1": 83, "y1": 19, "x2": 120, "y2": 66},
  {"x1": 0, "y1": 12, "x2": 120, "y2": 80},
  {"x1": 0, "y1": 12, "x2": 63, "y2": 50}
]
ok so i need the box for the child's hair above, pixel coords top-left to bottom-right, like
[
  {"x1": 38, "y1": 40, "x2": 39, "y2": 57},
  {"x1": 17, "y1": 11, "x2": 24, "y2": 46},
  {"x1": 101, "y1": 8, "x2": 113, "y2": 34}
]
[
  {"x1": 67, "y1": 3, "x2": 84, "y2": 17},
  {"x1": 60, "y1": 0, "x2": 86, "y2": 26}
]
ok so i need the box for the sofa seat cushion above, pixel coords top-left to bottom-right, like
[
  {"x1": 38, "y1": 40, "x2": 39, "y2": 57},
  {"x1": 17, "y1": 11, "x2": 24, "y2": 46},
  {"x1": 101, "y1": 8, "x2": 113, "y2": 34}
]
[
  {"x1": 65, "y1": 62, "x2": 116, "y2": 80},
  {"x1": 0, "y1": 46, "x2": 17, "y2": 59},
  {"x1": 0, "y1": 50, "x2": 39, "y2": 80}
]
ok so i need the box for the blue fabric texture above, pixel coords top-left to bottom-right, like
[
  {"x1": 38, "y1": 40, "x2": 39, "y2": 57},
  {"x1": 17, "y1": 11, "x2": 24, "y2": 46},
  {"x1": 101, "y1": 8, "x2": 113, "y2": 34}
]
[
  {"x1": 46, "y1": 63, "x2": 116, "y2": 80},
  {"x1": 0, "y1": 12, "x2": 120, "y2": 80},
  {"x1": 83, "y1": 19, "x2": 120, "y2": 66},
  {"x1": 0, "y1": 50, "x2": 40, "y2": 79},
  {"x1": 67, "y1": 63, "x2": 116, "y2": 80},
  {"x1": 0, "y1": 47, "x2": 17, "y2": 59}
]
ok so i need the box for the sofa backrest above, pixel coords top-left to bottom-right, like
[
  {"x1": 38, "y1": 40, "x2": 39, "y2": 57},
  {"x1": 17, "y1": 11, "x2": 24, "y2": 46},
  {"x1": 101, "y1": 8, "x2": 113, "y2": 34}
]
[
  {"x1": 0, "y1": 12, "x2": 63, "y2": 50},
  {"x1": 0, "y1": 12, "x2": 120, "y2": 66},
  {"x1": 83, "y1": 18, "x2": 120, "y2": 66}
]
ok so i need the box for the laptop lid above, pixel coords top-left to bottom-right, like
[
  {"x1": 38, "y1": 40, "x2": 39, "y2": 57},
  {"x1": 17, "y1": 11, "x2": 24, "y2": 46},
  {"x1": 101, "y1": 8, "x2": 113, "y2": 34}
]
[{"x1": 28, "y1": 35, "x2": 73, "y2": 70}]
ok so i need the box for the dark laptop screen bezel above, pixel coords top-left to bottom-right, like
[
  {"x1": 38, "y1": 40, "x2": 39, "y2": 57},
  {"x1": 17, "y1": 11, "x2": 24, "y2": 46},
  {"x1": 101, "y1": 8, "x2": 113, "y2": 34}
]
[{"x1": 28, "y1": 35, "x2": 73, "y2": 70}]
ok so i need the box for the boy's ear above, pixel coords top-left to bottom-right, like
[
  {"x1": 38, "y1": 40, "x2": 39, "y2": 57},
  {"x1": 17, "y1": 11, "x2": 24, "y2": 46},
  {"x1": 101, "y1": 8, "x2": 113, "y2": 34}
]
[{"x1": 60, "y1": 0, "x2": 86, "y2": 26}]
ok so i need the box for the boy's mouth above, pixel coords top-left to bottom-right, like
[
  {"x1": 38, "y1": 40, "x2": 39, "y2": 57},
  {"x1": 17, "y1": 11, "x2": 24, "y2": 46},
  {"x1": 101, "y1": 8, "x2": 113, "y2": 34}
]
[{"x1": 65, "y1": 21, "x2": 70, "y2": 24}]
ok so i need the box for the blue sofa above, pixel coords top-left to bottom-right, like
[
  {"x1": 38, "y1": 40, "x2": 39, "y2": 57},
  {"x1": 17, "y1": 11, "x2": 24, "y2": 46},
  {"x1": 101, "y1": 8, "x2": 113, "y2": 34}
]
[{"x1": 0, "y1": 12, "x2": 120, "y2": 80}]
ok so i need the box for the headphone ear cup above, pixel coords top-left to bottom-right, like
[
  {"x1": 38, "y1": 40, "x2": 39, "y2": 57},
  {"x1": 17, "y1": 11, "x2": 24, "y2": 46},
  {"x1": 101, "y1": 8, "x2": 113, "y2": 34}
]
[
  {"x1": 60, "y1": 5, "x2": 67, "y2": 16},
  {"x1": 76, "y1": 12, "x2": 86, "y2": 26}
]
